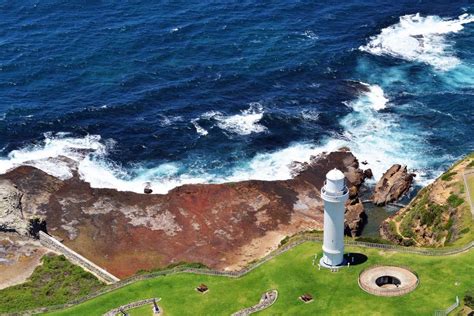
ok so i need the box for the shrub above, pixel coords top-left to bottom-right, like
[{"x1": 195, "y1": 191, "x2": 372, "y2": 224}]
[
  {"x1": 459, "y1": 227, "x2": 470, "y2": 235},
  {"x1": 279, "y1": 236, "x2": 290, "y2": 247},
  {"x1": 447, "y1": 194, "x2": 464, "y2": 208},
  {"x1": 441, "y1": 171, "x2": 457, "y2": 181},
  {"x1": 401, "y1": 238, "x2": 416, "y2": 247},
  {"x1": 465, "y1": 291, "x2": 474, "y2": 309}
]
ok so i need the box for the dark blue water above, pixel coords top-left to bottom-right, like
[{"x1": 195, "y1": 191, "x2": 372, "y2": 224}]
[{"x1": 0, "y1": 1, "x2": 473, "y2": 193}]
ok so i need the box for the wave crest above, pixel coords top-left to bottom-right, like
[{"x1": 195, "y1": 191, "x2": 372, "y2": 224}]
[
  {"x1": 196, "y1": 103, "x2": 267, "y2": 136},
  {"x1": 359, "y1": 13, "x2": 474, "y2": 70}
]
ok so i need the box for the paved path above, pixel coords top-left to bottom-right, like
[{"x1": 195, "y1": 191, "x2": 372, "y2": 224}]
[
  {"x1": 463, "y1": 170, "x2": 474, "y2": 219},
  {"x1": 231, "y1": 290, "x2": 278, "y2": 316}
]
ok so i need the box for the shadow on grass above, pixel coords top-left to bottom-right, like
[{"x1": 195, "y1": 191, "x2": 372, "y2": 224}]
[{"x1": 344, "y1": 253, "x2": 368, "y2": 266}]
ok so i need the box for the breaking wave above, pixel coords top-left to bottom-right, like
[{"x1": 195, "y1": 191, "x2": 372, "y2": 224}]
[
  {"x1": 0, "y1": 82, "x2": 442, "y2": 193},
  {"x1": 360, "y1": 13, "x2": 474, "y2": 70},
  {"x1": 0, "y1": 132, "x2": 318, "y2": 194},
  {"x1": 0, "y1": 83, "x2": 440, "y2": 194},
  {"x1": 191, "y1": 119, "x2": 208, "y2": 136},
  {"x1": 0, "y1": 133, "x2": 108, "y2": 180},
  {"x1": 196, "y1": 102, "x2": 267, "y2": 136},
  {"x1": 321, "y1": 82, "x2": 442, "y2": 185}
]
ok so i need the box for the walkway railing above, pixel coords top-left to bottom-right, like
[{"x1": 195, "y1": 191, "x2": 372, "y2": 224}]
[
  {"x1": 4, "y1": 236, "x2": 473, "y2": 316},
  {"x1": 433, "y1": 296, "x2": 459, "y2": 316}
]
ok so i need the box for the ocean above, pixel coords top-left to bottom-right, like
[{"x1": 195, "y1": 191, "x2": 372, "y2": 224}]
[{"x1": 0, "y1": 1, "x2": 473, "y2": 194}]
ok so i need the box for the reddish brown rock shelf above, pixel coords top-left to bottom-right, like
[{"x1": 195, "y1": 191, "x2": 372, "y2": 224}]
[{"x1": 0, "y1": 150, "x2": 366, "y2": 278}]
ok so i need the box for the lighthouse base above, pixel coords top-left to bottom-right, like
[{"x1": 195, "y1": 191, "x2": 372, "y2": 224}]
[{"x1": 319, "y1": 257, "x2": 347, "y2": 269}]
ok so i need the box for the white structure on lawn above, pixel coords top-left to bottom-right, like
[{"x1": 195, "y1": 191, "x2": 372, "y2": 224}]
[{"x1": 320, "y1": 168, "x2": 349, "y2": 268}]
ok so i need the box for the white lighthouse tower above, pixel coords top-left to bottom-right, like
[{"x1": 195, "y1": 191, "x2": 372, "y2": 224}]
[{"x1": 320, "y1": 168, "x2": 349, "y2": 268}]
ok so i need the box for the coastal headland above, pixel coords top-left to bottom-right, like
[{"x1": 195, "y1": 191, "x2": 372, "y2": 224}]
[{"x1": 0, "y1": 149, "x2": 368, "y2": 278}]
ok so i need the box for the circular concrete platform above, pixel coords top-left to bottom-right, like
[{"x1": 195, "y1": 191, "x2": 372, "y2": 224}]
[{"x1": 358, "y1": 266, "x2": 418, "y2": 296}]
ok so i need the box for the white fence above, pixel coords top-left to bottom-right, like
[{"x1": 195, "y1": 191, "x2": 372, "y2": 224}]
[{"x1": 39, "y1": 231, "x2": 120, "y2": 284}]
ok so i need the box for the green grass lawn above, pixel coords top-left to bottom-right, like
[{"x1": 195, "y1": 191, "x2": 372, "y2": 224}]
[
  {"x1": 47, "y1": 242, "x2": 473, "y2": 316},
  {"x1": 122, "y1": 304, "x2": 153, "y2": 316}
]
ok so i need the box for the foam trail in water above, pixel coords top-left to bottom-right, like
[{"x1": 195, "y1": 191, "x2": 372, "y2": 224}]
[
  {"x1": 360, "y1": 13, "x2": 474, "y2": 70},
  {"x1": 191, "y1": 119, "x2": 208, "y2": 136},
  {"x1": 201, "y1": 102, "x2": 267, "y2": 136},
  {"x1": 350, "y1": 83, "x2": 388, "y2": 111}
]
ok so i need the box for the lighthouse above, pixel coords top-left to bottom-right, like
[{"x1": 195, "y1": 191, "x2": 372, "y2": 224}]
[{"x1": 320, "y1": 168, "x2": 349, "y2": 268}]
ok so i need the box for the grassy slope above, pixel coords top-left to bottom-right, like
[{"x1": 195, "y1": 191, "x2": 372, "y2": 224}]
[
  {"x1": 387, "y1": 153, "x2": 474, "y2": 247},
  {"x1": 48, "y1": 242, "x2": 473, "y2": 316},
  {"x1": 0, "y1": 254, "x2": 104, "y2": 313}
]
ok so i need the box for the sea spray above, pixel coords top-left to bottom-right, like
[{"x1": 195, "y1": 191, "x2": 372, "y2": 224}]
[{"x1": 360, "y1": 13, "x2": 474, "y2": 70}]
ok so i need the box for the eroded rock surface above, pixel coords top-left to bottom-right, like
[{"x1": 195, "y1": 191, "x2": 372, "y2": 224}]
[
  {"x1": 372, "y1": 164, "x2": 414, "y2": 206},
  {"x1": 344, "y1": 198, "x2": 366, "y2": 237},
  {"x1": 0, "y1": 150, "x2": 366, "y2": 278},
  {"x1": 0, "y1": 180, "x2": 28, "y2": 236}
]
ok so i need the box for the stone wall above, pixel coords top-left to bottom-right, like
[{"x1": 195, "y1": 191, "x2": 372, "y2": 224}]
[
  {"x1": 103, "y1": 298, "x2": 159, "y2": 316},
  {"x1": 231, "y1": 290, "x2": 278, "y2": 316},
  {"x1": 39, "y1": 231, "x2": 120, "y2": 284}
]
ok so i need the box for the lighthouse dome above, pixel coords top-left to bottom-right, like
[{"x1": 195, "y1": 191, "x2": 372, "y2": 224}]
[{"x1": 325, "y1": 168, "x2": 346, "y2": 193}]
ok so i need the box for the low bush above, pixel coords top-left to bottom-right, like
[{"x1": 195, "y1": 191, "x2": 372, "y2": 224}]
[
  {"x1": 459, "y1": 227, "x2": 470, "y2": 235},
  {"x1": 279, "y1": 236, "x2": 290, "y2": 247},
  {"x1": 447, "y1": 194, "x2": 464, "y2": 208},
  {"x1": 464, "y1": 291, "x2": 474, "y2": 309},
  {"x1": 0, "y1": 254, "x2": 104, "y2": 313},
  {"x1": 401, "y1": 238, "x2": 416, "y2": 247},
  {"x1": 441, "y1": 171, "x2": 457, "y2": 181}
]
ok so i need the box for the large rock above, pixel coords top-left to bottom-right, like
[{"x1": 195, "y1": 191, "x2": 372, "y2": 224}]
[
  {"x1": 372, "y1": 165, "x2": 414, "y2": 206},
  {"x1": 344, "y1": 198, "x2": 366, "y2": 237},
  {"x1": 0, "y1": 180, "x2": 29, "y2": 236}
]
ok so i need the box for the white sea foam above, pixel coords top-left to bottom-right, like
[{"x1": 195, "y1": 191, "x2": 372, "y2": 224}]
[
  {"x1": 324, "y1": 82, "x2": 436, "y2": 184},
  {"x1": 348, "y1": 83, "x2": 389, "y2": 111},
  {"x1": 191, "y1": 119, "x2": 208, "y2": 136},
  {"x1": 201, "y1": 103, "x2": 267, "y2": 136},
  {"x1": 0, "y1": 133, "x2": 106, "y2": 180},
  {"x1": 301, "y1": 109, "x2": 320, "y2": 121},
  {"x1": 302, "y1": 30, "x2": 319, "y2": 40},
  {"x1": 360, "y1": 13, "x2": 474, "y2": 70},
  {"x1": 0, "y1": 83, "x2": 441, "y2": 194},
  {"x1": 159, "y1": 115, "x2": 183, "y2": 127}
]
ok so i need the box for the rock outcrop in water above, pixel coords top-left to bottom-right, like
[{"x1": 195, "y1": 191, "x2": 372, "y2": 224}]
[
  {"x1": 372, "y1": 164, "x2": 414, "y2": 206},
  {"x1": 380, "y1": 153, "x2": 474, "y2": 247},
  {"x1": 0, "y1": 150, "x2": 367, "y2": 278}
]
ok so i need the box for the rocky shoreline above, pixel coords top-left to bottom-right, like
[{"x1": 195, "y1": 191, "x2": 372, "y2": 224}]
[{"x1": 0, "y1": 149, "x2": 371, "y2": 278}]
